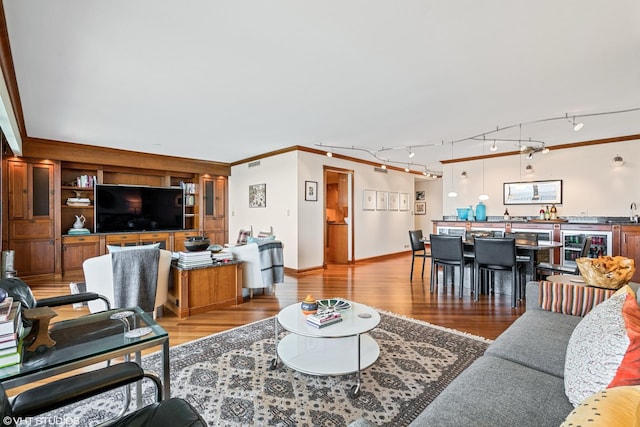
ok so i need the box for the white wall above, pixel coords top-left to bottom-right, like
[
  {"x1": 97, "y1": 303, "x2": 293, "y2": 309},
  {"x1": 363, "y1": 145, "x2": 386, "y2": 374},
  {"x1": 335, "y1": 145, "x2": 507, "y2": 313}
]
[
  {"x1": 414, "y1": 178, "x2": 442, "y2": 234},
  {"x1": 230, "y1": 150, "x2": 416, "y2": 271},
  {"x1": 229, "y1": 139, "x2": 639, "y2": 271},
  {"x1": 441, "y1": 139, "x2": 640, "y2": 219},
  {"x1": 228, "y1": 151, "x2": 299, "y2": 268}
]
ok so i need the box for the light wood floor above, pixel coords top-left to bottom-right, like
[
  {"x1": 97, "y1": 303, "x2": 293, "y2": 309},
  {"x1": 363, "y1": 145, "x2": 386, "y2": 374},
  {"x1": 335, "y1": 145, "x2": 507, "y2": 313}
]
[{"x1": 27, "y1": 253, "x2": 524, "y2": 343}]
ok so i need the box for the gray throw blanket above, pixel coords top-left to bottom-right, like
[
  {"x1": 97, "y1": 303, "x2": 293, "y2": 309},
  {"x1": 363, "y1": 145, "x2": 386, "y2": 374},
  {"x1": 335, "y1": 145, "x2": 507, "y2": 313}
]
[
  {"x1": 111, "y1": 248, "x2": 160, "y2": 313},
  {"x1": 258, "y1": 240, "x2": 284, "y2": 287}
]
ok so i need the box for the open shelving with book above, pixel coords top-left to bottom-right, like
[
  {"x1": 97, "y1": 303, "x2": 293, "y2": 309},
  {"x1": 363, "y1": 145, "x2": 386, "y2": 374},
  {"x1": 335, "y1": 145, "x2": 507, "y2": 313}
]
[
  {"x1": 170, "y1": 174, "x2": 199, "y2": 231},
  {"x1": 60, "y1": 163, "x2": 99, "y2": 233}
]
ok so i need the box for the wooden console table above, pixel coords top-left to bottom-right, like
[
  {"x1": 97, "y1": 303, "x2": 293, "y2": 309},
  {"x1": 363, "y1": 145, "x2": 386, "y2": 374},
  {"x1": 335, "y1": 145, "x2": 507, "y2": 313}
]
[{"x1": 165, "y1": 260, "x2": 243, "y2": 319}]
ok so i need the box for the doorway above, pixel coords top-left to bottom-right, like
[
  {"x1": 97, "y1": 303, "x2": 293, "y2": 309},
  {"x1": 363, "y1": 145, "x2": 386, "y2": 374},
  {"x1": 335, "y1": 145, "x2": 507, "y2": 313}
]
[{"x1": 324, "y1": 167, "x2": 354, "y2": 265}]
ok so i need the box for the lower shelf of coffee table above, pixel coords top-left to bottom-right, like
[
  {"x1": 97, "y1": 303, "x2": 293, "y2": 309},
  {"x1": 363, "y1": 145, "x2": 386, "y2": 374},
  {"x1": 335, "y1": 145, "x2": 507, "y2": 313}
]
[{"x1": 277, "y1": 333, "x2": 379, "y2": 376}]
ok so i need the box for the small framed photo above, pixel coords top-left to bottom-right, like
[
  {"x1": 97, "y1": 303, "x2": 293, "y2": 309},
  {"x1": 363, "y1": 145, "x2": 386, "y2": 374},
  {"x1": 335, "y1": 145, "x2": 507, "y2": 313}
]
[
  {"x1": 376, "y1": 191, "x2": 388, "y2": 210},
  {"x1": 305, "y1": 181, "x2": 318, "y2": 201},
  {"x1": 363, "y1": 189, "x2": 376, "y2": 210},
  {"x1": 399, "y1": 193, "x2": 409, "y2": 211},
  {"x1": 415, "y1": 201, "x2": 426, "y2": 215},
  {"x1": 388, "y1": 192, "x2": 399, "y2": 211},
  {"x1": 416, "y1": 191, "x2": 425, "y2": 201}
]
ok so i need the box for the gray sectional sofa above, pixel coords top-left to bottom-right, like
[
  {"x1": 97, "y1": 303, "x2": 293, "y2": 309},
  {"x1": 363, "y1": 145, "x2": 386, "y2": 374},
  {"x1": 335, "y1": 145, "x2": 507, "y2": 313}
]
[{"x1": 409, "y1": 280, "x2": 624, "y2": 427}]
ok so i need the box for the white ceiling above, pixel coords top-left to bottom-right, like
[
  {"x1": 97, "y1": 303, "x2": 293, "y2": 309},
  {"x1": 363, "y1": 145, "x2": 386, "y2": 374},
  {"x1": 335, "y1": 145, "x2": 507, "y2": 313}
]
[{"x1": 3, "y1": 0, "x2": 640, "y2": 173}]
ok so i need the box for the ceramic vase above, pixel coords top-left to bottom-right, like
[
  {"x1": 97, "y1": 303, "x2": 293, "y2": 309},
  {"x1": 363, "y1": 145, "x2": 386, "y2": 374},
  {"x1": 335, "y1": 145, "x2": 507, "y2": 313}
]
[
  {"x1": 475, "y1": 202, "x2": 487, "y2": 221},
  {"x1": 300, "y1": 295, "x2": 318, "y2": 315}
]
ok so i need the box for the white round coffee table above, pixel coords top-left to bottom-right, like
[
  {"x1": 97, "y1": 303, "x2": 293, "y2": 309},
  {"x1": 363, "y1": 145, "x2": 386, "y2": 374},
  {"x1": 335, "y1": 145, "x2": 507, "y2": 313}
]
[{"x1": 268, "y1": 300, "x2": 381, "y2": 397}]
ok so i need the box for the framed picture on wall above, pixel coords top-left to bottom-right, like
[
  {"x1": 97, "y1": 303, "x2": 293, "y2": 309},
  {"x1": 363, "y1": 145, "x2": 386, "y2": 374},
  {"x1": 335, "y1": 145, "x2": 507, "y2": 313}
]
[
  {"x1": 305, "y1": 181, "x2": 318, "y2": 201},
  {"x1": 503, "y1": 180, "x2": 563, "y2": 205},
  {"x1": 249, "y1": 183, "x2": 266, "y2": 208},
  {"x1": 388, "y1": 192, "x2": 399, "y2": 211},
  {"x1": 415, "y1": 201, "x2": 426, "y2": 215},
  {"x1": 376, "y1": 191, "x2": 388, "y2": 210},
  {"x1": 416, "y1": 190, "x2": 425, "y2": 201},
  {"x1": 399, "y1": 193, "x2": 409, "y2": 211},
  {"x1": 363, "y1": 189, "x2": 376, "y2": 210}
]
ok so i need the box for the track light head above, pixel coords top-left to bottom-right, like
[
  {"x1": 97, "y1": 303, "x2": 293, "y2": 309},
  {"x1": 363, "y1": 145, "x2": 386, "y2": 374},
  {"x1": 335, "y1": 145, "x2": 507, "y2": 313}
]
[
  {"x1": 489, "y1": 141, "x2": 497, "y2": 152},
  {"x1": 613, "y1": 154, "x2": 624, "y2": 167}
]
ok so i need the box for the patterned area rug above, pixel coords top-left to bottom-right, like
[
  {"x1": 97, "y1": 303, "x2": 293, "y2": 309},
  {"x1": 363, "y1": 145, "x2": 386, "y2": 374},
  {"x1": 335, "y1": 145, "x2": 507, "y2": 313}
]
[{"x1": 26, "y1": 312, "x2": 490, "y2": 426}]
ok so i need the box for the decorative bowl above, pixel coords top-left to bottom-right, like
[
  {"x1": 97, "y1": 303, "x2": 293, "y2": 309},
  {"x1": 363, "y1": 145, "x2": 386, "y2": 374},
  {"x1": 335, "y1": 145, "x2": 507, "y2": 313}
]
[
  {"x1": 576, "y1": 256, "x2": 636, "y2": 290},
  {"x1": 184, "y1": 236, "x2": 211, "y2": 252},
  {"x1": 456, "y1": 208, "x2": 468, "y2": 220},
  {"x1": 207, "y1": 244, "x2": 224, "y2": 253},
  {"x1": 317, "y1": 298, "x2": 351, "y2": 312}
]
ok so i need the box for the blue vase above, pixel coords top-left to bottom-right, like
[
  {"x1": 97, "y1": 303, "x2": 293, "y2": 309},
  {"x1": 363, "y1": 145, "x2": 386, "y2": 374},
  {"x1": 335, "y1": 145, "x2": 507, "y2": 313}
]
[
  {"x1": 475, "y1": 202, "x2": 487, "y2": 221},
  {"x1": 467, "y1": 206, "x2": 474, "y2": 221}
]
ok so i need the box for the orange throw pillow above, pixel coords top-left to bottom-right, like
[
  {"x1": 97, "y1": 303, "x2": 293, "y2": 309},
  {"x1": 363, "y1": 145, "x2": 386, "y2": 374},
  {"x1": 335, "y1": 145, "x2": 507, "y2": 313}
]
[{"x1": 608, "y1": 291, "x2": 640, "y2": 388}]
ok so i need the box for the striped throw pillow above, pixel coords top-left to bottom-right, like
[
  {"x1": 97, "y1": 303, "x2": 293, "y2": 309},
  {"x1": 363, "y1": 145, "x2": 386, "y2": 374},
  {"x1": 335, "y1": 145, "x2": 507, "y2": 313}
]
[{"x1": 538, "y1": 280, "x2": 615, "y2": 317}]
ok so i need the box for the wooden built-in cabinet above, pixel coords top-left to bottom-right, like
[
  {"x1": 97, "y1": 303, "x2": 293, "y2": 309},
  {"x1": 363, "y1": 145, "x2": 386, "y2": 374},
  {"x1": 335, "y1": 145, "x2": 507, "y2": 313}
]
[
  {"x1": 105, "y1": 232, "x2": 171, "y2": 251},
  {"x1": 618, "y1": 226, "x2": 640, "y2": 282},
  {"x1": 3, "y1": 151, "x2": 229, "y2": 279},
  {"x1": 62, "y1": 235, "x2": 101, "y2": 274},
  {"x1": 202, "y1": 176, "x2": 227, "y2": 245},
  {"x1": 7, "y1": 159, "x2": 55, "y2": 276}
]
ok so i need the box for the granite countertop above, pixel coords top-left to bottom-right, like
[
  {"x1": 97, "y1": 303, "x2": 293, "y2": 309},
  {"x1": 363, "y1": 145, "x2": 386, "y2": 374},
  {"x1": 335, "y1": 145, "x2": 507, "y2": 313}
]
[{"x1": 435, "y1": 217, "x2": 640, "y2": 225}]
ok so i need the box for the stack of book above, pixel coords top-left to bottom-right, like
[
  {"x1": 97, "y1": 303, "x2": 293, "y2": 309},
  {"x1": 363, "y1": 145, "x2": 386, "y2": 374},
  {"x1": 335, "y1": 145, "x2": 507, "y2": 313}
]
[
  {"x1": 0, "y1": 299, "x2": 23, "y2": 369},
  {"x1": 306, "y1": 310, "x2": 343, "y2": 328},
  {"x1": 212, "y1": 251, "x2": 233, "y2": 263},
  {"x1": 177, "y1": 251, "x2": 213, "y2": 268}
]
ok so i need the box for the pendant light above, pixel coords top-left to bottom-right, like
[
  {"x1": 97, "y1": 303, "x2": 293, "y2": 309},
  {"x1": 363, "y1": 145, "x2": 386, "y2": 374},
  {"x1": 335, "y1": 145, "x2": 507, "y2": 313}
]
[
  {"x1": 478, "y1": 140, "x2": 489, "y2": 200},
  {"x1": 447, "y1": 142, "x2": 457, "y2": 198}
]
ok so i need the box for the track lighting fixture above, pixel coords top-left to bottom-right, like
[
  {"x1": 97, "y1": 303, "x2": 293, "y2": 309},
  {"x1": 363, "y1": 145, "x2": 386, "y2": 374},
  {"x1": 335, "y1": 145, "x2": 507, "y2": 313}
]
[
  {"x1": 565, "y1": 113, "x2": 584, "y2": 131},
  {"x1": 613, "y1": 154, "x2": 624, "y2": 167},
  {"x1": 326, "y1": 150, "x2": 333, "y2": 157},
  {"x1": 408, "y1": 148, "x2": 415, "y2": 158},
  {"x1": 525, "y1": 164, "x2": 534, "y2": 175},
  {"x1": 526, "y1": 152, "x2": 533, "y2": 160},
  {"x1": 489, "y1": 141, "x2": 497, "y2": 152},
  {"x1": 478, "y1": 142, "x2": 489, "y2": 201},
  {"x1": 460, "y1": 171, "x2": 468, "y2": 179}
]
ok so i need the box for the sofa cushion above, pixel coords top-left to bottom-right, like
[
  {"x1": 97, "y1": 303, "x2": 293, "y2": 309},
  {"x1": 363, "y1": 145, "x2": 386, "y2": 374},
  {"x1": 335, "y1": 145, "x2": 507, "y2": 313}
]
[
  {"x1": 538, "y1": 280, "x2": 615, "y2": 317},
  {"x1": 561, "y1": 386, "x2": 640, "y2": 427},
  {"x1": 564, "y1": 285, "x2": 640, "y2": 406},
  {"x1": 485, "y1": 309, "x2": 582, "y2": 378},
  {"x1": 409, "y1": 355, "x2": 574, "y2": 427}
]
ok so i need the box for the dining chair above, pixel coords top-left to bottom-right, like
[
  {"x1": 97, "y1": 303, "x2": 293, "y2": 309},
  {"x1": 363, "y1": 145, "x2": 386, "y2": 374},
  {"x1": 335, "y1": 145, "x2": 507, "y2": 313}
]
[
  {"x1": 536, "y1": 237, "x2": 591, "y2": 279},
  {"x1": 429, "y1": 234, "x2": 474, "y2": 298},
  {"x1": 505, "y1": 232, "x2": 540, "y2": 295},
  {"x1": 473, "y1": 237, "x2": 521, "y2": 308},
  {"x1": 409, "y1": 230, "x2": 431, "y2": 280}
]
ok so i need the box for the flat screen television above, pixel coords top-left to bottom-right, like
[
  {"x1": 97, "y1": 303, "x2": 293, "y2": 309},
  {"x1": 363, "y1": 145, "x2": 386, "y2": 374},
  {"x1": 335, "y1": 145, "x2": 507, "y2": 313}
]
[{"x1": 94, "y1": 184, "x2": 185, "y2": 233}]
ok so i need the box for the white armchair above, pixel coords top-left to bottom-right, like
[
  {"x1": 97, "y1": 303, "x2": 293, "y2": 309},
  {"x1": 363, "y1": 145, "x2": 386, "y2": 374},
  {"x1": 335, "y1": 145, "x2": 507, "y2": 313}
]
[
  {"x1": 225, "y1": 240, "x2": 284, "y2": 297},
  {"x1": 82, "y1": 249, "x2": 172, "y2": 318}
]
